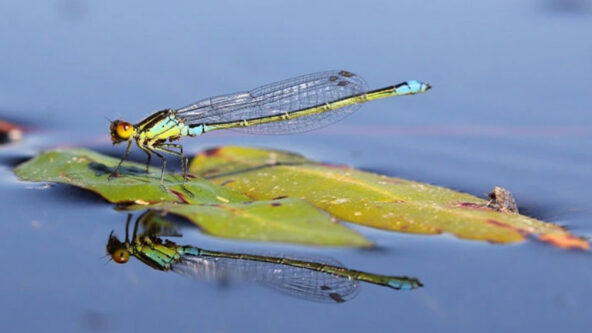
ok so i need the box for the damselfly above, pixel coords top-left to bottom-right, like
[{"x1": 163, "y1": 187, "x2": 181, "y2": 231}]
[
  {"x1": 107, "y1": 212, "x2": 423, "y2": 303},
  {"x1": 108, "y1": 70, "x2": 430, "y2": 183}
]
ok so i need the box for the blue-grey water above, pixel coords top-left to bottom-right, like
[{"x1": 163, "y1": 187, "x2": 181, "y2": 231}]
[{"x1": 1, "y1": 1, "x2": 591, "y2": 332}]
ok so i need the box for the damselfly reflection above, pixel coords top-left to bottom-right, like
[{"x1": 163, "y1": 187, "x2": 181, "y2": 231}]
[{"x1": 107, "y1": 212, "x2": 423, "y2": 303}]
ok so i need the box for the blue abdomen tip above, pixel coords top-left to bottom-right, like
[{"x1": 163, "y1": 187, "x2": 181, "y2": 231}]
[
  {"x1": 395, "y1": 80, "x2": 431, "y2": 94},
  {"x1": 388, "y1": 280, "x2": 413, "y2": 290}
]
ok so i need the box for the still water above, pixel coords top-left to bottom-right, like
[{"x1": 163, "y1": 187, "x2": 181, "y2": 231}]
[{"x1": 1, "y1": 1, "x2": 591, "y2": 332}]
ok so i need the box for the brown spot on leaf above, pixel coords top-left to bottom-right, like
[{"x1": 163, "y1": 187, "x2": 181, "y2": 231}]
[
  {"x1": 454, "y1": 202, "x2": 491, "y2": 211},
  {"x1": 200, "y1": 168, "x2": 221, "y2": 178},
  {"x1": 201, "y1": 147, "x2": 222, "y2": 156},
  {"x1": 320, "y1": 285, "x2": 331, "y2": 290},
  {"x1": 338, "y1": 70, "x2": 354, "y2": 77},
  {"x1": 273, "y1": 195, "x2": 288, "y2": 200},
  {"x1": 169, "y1": 189, "x2": 189, "y2": 204},
  {"x1": 486, "y1": 219, "x2": 509, "y2": 228},
  {"x1": 486, "y1": 219, "x2": 528, "y2": 236},
  {"x1": 271, "y1": 202, "x2": 282, "y2": 207}
]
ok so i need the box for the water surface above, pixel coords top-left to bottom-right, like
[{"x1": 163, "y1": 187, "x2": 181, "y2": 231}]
[{"x1": 1, "y1": 1, "x2": 591, "y2": 332}]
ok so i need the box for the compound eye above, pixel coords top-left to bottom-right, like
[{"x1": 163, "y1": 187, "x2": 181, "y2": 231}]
[
  {"x1": 111, "y1": 248, "x2": 130, "y2": 264},
  {"x1": 115, "y1": 122, "x2": 133, "y2": 140}
]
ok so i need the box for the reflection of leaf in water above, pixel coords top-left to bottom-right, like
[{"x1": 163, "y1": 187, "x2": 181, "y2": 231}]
[
  {"x1": 107, "y1": 213, "x2": 422, "y2": 303},
  {"x1": 190, "y1": 146, "x2": 589, "y2": 250}
]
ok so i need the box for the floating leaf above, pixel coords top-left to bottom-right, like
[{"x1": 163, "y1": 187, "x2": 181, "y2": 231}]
[
  {"x1": 190, "y1": 146, "x2": 588, "y2": 250},
  {"x1": 15, "y1": 148, "x2": 248, "y2": 205},
  {"x1": 143, "y1": 199, "x2": 372, "y2": 247},
  {"x1": 14, "y1": 148, "x2": 372, "y2": 247}
]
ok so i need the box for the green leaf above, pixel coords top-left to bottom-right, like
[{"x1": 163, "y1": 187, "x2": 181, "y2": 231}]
[
  {"x1": 143, "y1": 199, "x2": 372, "y2": 247},
  {"x1": 190, "y1": 146, "x2": 589, "y2": 250},
  {"x1": 14, "y1": 148, "x2": 248, "y2": 205},
  {"x1": 14, "y1": 148, "x2": 372, "y2": 247}
]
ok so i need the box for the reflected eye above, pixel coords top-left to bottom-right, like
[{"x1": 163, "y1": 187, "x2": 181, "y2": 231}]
[{"x1": 111, "y1": 248, "x2": 130, "y2": 264}]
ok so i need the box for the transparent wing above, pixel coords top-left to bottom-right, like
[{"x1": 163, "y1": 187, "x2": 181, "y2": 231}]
[
  {"x1": 175, "y1": 70, "x2": 368, "y2": 134},
  {"x1": 172, "y1": 254, "x2": 360, "y2": 303}
]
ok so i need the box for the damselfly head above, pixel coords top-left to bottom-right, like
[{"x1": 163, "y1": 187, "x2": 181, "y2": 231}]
[
  {"x1": 106, "y1": 232, "x2": 130, "y2": 264},
  {"x1": 109, "y1": 120, "x2": 134, "y2": 144},
  {"x1": 111, "y1": 248, "x2": 130, "y2": 264}
]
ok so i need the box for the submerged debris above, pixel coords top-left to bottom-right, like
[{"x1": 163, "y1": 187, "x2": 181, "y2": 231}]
[
  {"x1": 487, "y1": 186, "x2": 519, "y2": 214},
  {"x1": 0, "y1": 120, "x2": 23, "y2": 144}
]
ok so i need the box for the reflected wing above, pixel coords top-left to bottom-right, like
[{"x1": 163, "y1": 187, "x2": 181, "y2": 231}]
[
  {"x1": 174, "y1": 70, "x2": 368, "y2": 134},
  {"x1": 172, "y1": 254, "x2": 360, "y2": 303}
]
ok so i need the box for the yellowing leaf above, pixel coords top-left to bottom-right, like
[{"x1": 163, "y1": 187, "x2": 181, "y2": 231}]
[{"x1": 190, "y1": 146, "x2": 588, "y2": 250}]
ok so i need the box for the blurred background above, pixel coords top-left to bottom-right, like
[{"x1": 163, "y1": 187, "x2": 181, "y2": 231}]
[{"x1": 0, "y1": 1, "x2": 591, "y2": 332}]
